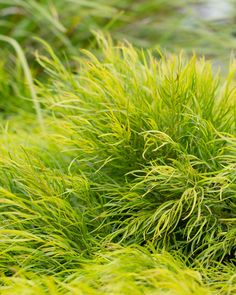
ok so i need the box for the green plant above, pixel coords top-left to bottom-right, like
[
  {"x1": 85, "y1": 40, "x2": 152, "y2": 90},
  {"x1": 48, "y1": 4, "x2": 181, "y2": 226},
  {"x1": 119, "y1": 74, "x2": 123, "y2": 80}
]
[
  {"x1": 36, "y1": 37, "x2": 236, "y2": 264},
  {"x1": 0, "y1": 36, "x2": 236, "y2": 294}
]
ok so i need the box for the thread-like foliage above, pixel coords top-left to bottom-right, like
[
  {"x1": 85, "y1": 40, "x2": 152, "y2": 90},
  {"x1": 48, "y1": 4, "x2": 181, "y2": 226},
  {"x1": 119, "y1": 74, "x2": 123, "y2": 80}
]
[
  {"x1": 35, "y1": 38, "x2": 236, "y2": 264},
  {"x1": 0, "y1": 38, "x2": 235, "y2": 293}
]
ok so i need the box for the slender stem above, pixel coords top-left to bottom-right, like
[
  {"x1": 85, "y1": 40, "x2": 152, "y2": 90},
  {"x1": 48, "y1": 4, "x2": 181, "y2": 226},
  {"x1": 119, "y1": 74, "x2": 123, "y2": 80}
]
[{"x1": 0, "y1": 35, "x2": 45, "y2": 132}]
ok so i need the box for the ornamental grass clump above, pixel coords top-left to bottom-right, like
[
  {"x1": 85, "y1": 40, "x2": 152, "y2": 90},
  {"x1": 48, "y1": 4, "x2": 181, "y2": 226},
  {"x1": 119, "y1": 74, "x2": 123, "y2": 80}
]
[
  {"x1": 36, "y1": 37, "x2": 236, "y2": 265},
  {"x1": 0, "y1": 37, "x2": 236, "y2": 293}
]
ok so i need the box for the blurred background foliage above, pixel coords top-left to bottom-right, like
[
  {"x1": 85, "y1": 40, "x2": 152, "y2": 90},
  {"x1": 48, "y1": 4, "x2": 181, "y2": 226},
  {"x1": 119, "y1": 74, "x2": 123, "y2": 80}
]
[
  {"x1": 1, "y1": 0, "x2": 235, "y2": 116},
  {"x1": 0, "y1": 0, "x2": 236, "y2": 60},
  {"x1": 0, "y1": 0, "x2": 236, "y2": 137}
]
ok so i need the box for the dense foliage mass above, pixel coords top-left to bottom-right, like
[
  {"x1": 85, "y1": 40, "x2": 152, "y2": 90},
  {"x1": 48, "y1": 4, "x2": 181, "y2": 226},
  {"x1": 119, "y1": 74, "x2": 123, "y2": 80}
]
[
  {"x1": 0, "y1": 35, "x2": 235, "y2": 293},
  {"x1": 0, "y1": 1, "x2": 236, "y2": 294}
]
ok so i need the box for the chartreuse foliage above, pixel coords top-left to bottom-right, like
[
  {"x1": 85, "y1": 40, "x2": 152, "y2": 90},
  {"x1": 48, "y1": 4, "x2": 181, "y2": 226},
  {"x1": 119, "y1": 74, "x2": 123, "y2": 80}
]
[
  {"x1": 1, "y1": 245, "x2": 235, "y2": 295},
  {"x1": 0, "y1": 37, "x2": 235, "y2": 293},
  {"x1": 37, "y1": 37, "x2": 236, "y2": 261}
]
